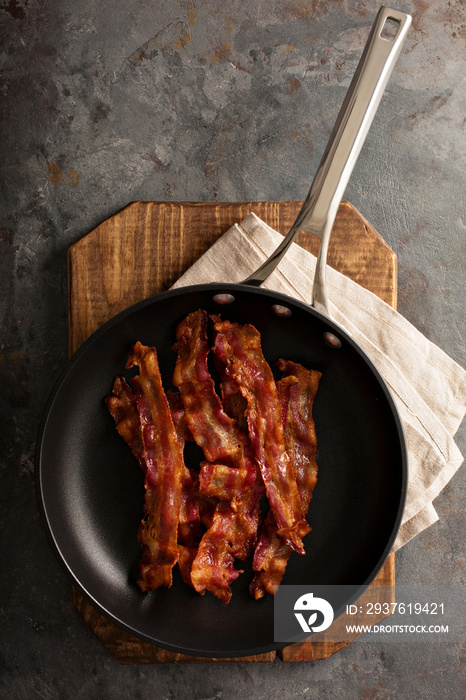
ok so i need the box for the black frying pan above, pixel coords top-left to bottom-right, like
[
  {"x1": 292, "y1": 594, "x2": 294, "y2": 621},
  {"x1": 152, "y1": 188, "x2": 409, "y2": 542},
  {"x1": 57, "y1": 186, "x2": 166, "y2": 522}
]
[{"x1": 36, "y1": 8, "x2": 411, "y2": 658}]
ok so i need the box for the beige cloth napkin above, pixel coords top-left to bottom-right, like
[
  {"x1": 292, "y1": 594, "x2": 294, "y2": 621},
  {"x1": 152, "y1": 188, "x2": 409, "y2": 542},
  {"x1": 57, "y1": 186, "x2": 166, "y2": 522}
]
[{"x1": 172, "y1": 213, "x2": 466, "y2": 552}]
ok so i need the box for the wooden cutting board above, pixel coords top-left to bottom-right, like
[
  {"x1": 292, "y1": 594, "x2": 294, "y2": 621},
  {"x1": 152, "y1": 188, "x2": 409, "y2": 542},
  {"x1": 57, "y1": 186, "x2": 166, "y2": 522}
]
[{"x1": 68, "y1": 200, "x2": 396, "y2": 664}]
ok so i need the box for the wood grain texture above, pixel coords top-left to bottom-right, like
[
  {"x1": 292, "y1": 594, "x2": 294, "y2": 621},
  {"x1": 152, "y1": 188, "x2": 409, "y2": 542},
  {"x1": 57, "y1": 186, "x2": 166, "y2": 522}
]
[
  {"x1": 68, "y1": 199, "x2": 397, "y2": 664},
  {"x1": 68, "y1": 200, "x2": 396, "y2": 355}
]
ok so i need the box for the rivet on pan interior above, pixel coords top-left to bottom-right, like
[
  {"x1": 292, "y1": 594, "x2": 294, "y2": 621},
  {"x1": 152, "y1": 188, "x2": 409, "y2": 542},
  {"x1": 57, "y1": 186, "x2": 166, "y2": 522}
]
[
  {"x1": 213, "y1": 293, "x2": 235, "y2": 305},
  {"x1": 272, "y1": 304, "x2": 292, "y2": 317},
  {"x1": 324, "y1": 331, "x2": 342, "y2": 349}
]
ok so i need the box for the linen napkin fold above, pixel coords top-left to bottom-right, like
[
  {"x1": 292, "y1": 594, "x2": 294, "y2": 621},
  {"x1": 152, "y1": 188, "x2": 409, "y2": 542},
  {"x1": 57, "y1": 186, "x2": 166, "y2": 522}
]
[{"x1": 172, "y1": 213, "x2": 466, "y2": 552}]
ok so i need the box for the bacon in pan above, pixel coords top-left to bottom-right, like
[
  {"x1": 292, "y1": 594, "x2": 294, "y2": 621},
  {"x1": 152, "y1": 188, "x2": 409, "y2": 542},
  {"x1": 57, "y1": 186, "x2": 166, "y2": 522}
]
[
  {"x1": 172, "y1": 309, "x2": 246, "y2": 466},
  {"x1": 250, "y1": 360, "x2": 321, "y2": 599},
  {"x1": 165, "y1": 388, "x2": 204, "y2": 583},
  {"x1": 105, "y1": 376, "x2": 144, "y2": 468},
  {"x1": 173, "y1": 309, "x2": 263, "y2": 602},
  {"x1": 189, "y1": 502, "x2": 243, "y2": 604},
  {"x1": 106, "y1": 311, "x2": 321, "y2": 603},
  {"x1": 106, "y1": 378, "x2": 203, "y2": 587},
  {"x1": 124, "y1": 341, "x2": 185, "y2": 591},
  {"x1": 198, "y1": 462, "x2": 256, "y2": 506},
  {"x1": 166, "y1": 389, "x2": 193, "y2": 446},
  {"x1": 210, "y1": 332, "x2": 266, "y2": 560},
  {"x1": 190, "y1": 467, "x2": 264, "y2": 603},
  {"x1": 211, "y1": 317, "x2": 310, "y2": 554}
]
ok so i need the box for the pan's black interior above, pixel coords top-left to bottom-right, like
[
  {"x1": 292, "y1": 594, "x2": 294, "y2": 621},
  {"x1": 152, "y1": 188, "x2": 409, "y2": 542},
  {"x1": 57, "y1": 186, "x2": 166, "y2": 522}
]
[{"x1": 36, "y1": 284, "x2": 406, "y2": 657}]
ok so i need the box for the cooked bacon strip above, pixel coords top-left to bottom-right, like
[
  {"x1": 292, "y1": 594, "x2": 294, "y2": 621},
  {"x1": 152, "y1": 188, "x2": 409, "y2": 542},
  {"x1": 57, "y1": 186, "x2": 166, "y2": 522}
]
[
  {"x1": 166, "y1": 389, "x2": 193, "y2": 446},
  {"x1": 106, "y1": 377, "x2": 202, "y2": 586},
  {"x1": 250, "y1": 360, "x2": 321, "y2": 599},
  {"x1": 276, "y1": 360, "x2": 320, "y2": 513},
  {"x1": 211, "y1": 317, "x2": 309, "y2": 554},
  {"x1": 189, "y1": 502, "x2": 243, "y2": 604},
  {"x1": 229, "y1": 475, "x2": 264, "y2": 562},
  {"x1": 106, "y1": 382, "x2": 190, "y2": 468},
  {"x1": 190, "y1": 360, "x2": 265, "y2": 603},
  {"x1": 126, "y1": 341, "x2": 184, "y2": 591},
  {"x1": 173, "y1": 309, "x2": 265, "y2": 601},
  {"x1": 105, "y1": 376, "x2": 144, "y2": 468},
  {"x1": 198, "y1": 462, "x2": 256, "y2": 506},
  {"x1": 190, "y1": 466, "x2": 265, "y2": 603},
  {"x1": 177, "y1": 545, "x2": 199, "y2": 588},
  {"x1": 177, "y1": 469, "x2": 203, "y2": 551},
  {"x1": 165, "y1": 389, "x2": 204, "y2": 576},
  {"x1": 198, "y1": 493, "x2": 218, "y2": 531},
  {"x1": 249, "y1": 510, "x2": 289, "y2": 599},
  {"x1": 210, "y1": 336, "x2": 265, "y2": 558},
  {"x1": 107, "y1": 313, "x2": 321, "y2": 602},
  {"x1": 213, "y1": 349, "x2": 249, "y2": 433},
  {"x1": 173, "y1": 309, "x2": 245, "y2": 466}
]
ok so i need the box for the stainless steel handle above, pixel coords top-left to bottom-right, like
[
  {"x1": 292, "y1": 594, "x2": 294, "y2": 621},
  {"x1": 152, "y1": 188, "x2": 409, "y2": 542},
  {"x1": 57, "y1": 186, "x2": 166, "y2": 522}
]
[{"x1": 243, "y1": 7, "x2": 411, "y2": 316}]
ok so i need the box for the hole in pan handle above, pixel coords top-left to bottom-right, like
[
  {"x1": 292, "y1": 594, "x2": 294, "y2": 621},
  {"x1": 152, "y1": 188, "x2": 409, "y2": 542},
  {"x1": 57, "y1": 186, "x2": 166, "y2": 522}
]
[{"x1": 243, "y1": 6, "x2": 411, "y2": 317}]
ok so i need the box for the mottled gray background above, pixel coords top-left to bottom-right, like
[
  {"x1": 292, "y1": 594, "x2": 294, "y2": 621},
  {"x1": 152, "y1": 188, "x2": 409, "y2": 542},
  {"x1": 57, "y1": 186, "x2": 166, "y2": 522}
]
[{"x1": 1, "y1": 0, "x2": 465, "y2": 698}]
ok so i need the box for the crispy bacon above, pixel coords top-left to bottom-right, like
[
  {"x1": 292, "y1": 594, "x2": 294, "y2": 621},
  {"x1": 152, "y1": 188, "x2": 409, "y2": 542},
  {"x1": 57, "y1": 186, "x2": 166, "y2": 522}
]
[
  {"x1": 276, "y1": 360, "x2": 320, "y2": 512},
  {"x1": 189, "y1": 502, "x2": 243, "y2": 604},
  {"x1": 173, "y1": 309, "x2": 263, "y2": 602},
  {"x1": 177, "y1": 545, "x2": 199, "y2": 588},
  {"x1": 213, "y1": 347, "x2": 249, "y2": 433},
  {"x1": 166, "y1": 389, "x2": 204, "y2": 577},
  {"x1": 125, "y1": 341, "x2": 184, "y2": 591},
  {"x1": 250, "y1": 360, "x2": 321, "y2": 599},
  {"x1": 106, "y1": 310, "x2": 322, "y2": 603},
  {"x1": 190, "y1": 470, "x2": 265, "y2": 603},
  {"x1": 211, "y1": 317, "x2": 310, "y2": 554},
  {"x1": 211, "y1": 333, "x2": 265, "y2": 560},
  {"x1": 190, "y1": 462, "x2": 264, "y2": 601},
  {"x1": 106, "y1": 379, "x2": 202, "y2": 587},
  {"x1": 198, "y1": 494, "x2": 218, "y2": 531},
  {"x1": 198, "y1": 462, "x2": 256, "y2": 506},
  {"x1": 166, "y1": 389, "x2": 193, "y2": 446},
  {"x1": 105, "y1": 376, "x2": 144, "y2": 468},
  {"x1": 173, "y1": 309, "x2": 245, "y2": 466},
  {"x1": 177, "y1": 469, "x2": 203, "y2": 551}
]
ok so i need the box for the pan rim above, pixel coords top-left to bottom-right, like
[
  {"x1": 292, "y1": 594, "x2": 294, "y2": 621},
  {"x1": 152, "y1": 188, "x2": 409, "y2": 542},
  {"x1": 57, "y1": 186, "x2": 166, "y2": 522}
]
[{"x1": 35, "y1": 282, "x2": 408, "y2": 658}]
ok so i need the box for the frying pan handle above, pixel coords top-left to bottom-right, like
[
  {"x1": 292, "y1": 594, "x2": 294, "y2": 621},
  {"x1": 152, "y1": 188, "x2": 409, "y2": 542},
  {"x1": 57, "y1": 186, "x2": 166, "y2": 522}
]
[{"x1": 243, "y1": 6, "x2": 411, "y2": 316}]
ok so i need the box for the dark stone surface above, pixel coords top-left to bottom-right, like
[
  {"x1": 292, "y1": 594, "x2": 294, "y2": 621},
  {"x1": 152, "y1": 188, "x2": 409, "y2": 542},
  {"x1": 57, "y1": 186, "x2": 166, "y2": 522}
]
[{"x1": 1, "y1": 1, "x2": 464, "y2": 697}]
